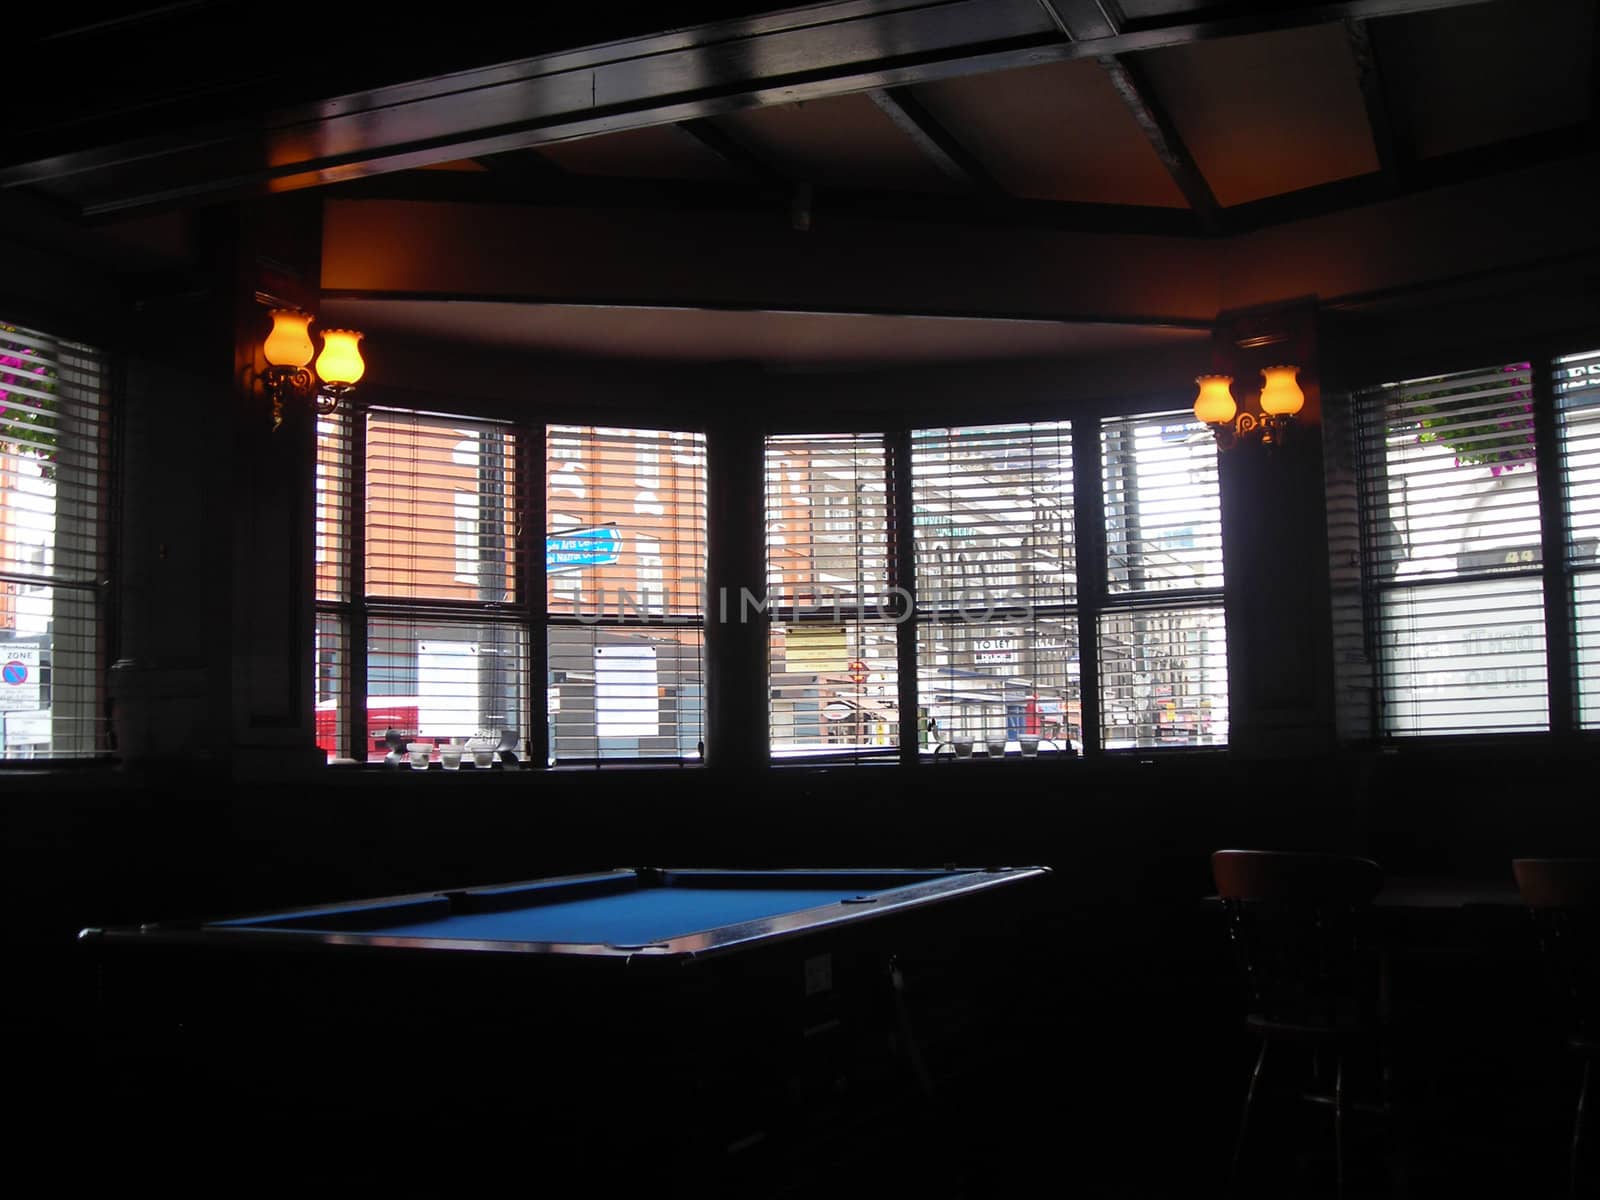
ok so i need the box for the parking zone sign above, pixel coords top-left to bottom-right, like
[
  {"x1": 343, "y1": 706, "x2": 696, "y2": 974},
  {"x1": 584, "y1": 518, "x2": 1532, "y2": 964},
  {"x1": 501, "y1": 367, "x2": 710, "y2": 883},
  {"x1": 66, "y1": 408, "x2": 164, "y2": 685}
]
[{"x1": 0, "y1": 645, "x2": 41, "y2": 711}]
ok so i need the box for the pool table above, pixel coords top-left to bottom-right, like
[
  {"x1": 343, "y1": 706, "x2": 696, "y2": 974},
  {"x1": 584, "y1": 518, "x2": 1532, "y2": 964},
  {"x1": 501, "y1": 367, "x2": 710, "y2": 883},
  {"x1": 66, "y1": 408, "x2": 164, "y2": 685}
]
[{"x1": 81, "y1": 865, "x2": 1052, "y2": 1185}]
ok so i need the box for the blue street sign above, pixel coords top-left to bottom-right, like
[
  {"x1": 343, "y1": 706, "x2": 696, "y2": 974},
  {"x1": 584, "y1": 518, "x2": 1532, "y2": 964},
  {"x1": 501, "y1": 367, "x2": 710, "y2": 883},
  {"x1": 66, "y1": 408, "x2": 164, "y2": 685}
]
[{"x1": 547, "y1": 525, "x2": 623, "y2": 572}]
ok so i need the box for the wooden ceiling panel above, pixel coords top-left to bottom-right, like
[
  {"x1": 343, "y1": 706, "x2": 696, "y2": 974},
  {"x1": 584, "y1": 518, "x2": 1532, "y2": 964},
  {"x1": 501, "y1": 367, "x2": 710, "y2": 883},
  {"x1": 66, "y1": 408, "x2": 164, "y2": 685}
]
[
  {"x1": 1115, "y1": 1, "x2": 1216, "y2": 18},
  {"x1": 910, "y1": 60, "x2": 1190, "y2": 208},
  {"x1": 1137, "y1": 23, "x2": 1382, "y2": 207},
  {"x1": 532, "y1": 125, "x2": 743, "y2": 182},
  {"x1": 710, "y1": 94, "x2": 963, "y2": 193},
  {"x1": 1384, "y1": 0, "x2": 1594, "y2": 160}
]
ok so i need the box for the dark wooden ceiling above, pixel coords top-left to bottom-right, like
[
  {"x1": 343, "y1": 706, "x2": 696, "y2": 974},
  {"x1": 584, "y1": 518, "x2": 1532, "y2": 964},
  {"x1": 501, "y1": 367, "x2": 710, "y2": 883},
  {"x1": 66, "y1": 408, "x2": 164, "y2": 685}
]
[{"x1": 5, "y1": 0, "x2": 1595, "y2": 239}]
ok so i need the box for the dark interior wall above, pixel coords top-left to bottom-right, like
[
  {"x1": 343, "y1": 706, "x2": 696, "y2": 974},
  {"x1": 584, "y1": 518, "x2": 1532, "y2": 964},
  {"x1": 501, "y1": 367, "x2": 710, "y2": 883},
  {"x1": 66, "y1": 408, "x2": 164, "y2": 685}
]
[
  {"x1": 5, "y1": 168, "x2": 1600, "y2": 1103},
  {"x1": 356, "y1": 333, "x2": 1217, "y2": 428},
  {"x1": 321, "y1": 199, "x2": 1225, "y2": 323},
  {"x1": 10, "y1": 746, "x2": 1591, "y2": 947}
]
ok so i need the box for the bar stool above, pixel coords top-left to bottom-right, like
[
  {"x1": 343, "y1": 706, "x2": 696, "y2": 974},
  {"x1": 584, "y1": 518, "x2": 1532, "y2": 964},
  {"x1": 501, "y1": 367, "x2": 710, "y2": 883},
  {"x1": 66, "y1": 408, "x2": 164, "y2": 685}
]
[
  {"x1": 1512, "y1": 858, "x2": 1600, "y2": 1199},
  {"x1": 1212, "y1": 849, "x2": 1388, "y2": 1198}
]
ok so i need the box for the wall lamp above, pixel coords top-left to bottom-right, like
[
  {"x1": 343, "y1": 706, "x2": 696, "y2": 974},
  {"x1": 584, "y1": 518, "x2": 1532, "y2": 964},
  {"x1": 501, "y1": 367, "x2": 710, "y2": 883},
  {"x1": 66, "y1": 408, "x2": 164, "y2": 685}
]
[
  {"x1": 261, "y1": 309, "x2": 365, "y2": 431},
  {"x1": 1193, "y1": 365, "x2": 1304, "y2": 450}
]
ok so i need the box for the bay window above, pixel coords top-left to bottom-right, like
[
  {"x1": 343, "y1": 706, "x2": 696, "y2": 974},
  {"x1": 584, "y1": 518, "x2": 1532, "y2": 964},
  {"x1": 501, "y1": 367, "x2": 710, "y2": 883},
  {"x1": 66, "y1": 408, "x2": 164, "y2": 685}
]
[
  {"x1": 0, "y1": 319, "x2": 109, "y2": 759},
  {"x1": 1333, "y1": 346, "x2": 1600, "y2": 738},
  {"x1": 318, "y1": 398, "x2": 1230, "y2": 766}
]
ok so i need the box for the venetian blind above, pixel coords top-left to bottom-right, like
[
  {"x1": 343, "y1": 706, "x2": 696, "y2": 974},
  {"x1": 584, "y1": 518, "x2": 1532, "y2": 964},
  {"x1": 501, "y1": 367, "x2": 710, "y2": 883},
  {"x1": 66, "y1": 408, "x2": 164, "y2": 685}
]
[
  {"x1": 1323, "y1": 381, "x2": 1376, "y2": 739},
  {"x1": 0, "y1": 319, "x2": 109, "y2": 757},
  {"x1": 312, "y1": 410, "x2": 354, "y2": 760},
  {"x1": 1557, "y1": 348, "x2": 1600, "y2": 729},
  {"x1": 315, "y1": 410, "x2": 354, "y2": 605},
  {"x1": 366, "y1": 409, "x2": 519, "y2": 604},
  {"x1": 1098, "y1": 412, "x2": 1227, "y2": 748},
  {"x1": 1352, "y1": 362, "x2": 1548, "y2": 735},
  {"x1": 362, "y1": 409, "x2": 526, "y2": 758},
  {"x1": 547, "y1": 425, "x2": 706, "y2": 762},
  {"x1": 764, "y1": 432, "x2": 898, "y2": 761},
  {"x1": 910, "y1": 422, "x2": 1075, "y2": 753}
]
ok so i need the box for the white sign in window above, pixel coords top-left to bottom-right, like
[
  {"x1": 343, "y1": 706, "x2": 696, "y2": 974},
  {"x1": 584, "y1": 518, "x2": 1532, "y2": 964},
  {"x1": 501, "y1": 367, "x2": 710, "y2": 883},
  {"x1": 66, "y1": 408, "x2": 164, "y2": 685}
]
[
  {"x1": 418, "y1": 640, "x2": 481, "y2": 736},
  {"x1": 596, "y1": 644, "x2": 659, "y2": 738},
  {"x1": 974, "y1": 637, "x2": 1019, "y2": 664}
]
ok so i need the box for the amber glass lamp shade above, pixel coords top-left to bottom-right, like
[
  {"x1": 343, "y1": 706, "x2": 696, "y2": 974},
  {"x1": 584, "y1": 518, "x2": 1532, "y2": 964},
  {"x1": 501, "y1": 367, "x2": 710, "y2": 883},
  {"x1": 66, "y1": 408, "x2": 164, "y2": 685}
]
[
  {"x1": 1258, "y1": 365, "x2": 1305, "y2": 417},
  {"x1": 316, "y1": 330, "x2": 365, "y2": 388},
  {"x1": 263, "y1": 310, "x2": 315, "y2": 369},
  {"x1": 1193, "y1": 375, "x2": 1237, "y2": 425}
]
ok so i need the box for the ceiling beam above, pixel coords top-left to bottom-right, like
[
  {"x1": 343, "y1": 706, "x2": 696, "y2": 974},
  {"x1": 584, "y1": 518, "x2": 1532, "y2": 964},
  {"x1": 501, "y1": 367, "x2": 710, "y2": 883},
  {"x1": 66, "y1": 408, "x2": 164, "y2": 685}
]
[
  {"x1": 2, "y1": 0, "x2": 1504, "y2": 218},
  {"x1": 867, "y1": 88, "x2": 1005, "y2": 195},
  {"x1": 674, "y1": 119, "x2": 790, "y2": 190},
  {"x1": 319, "y1": 118, "x2": 1600, "y2": 247},
  {"x1": 473, "y1": 149, "x2": 568, "y2": 182},
  {"x1": 1045, "y1": 1, "x2": 1222, "y2": 233},
  {"x1": 1097, "y1": 55, "x2": 1222, "y2": 235},
  {"x1": 1035, "y1": 1, "x2": 1121, "y2": 41},
  {"x1": 676, "y1": 117, "x2": 815, "y2": 229},
  {"x1": 1343, "y1": 17, "x2": 1411, "y2": 190}
]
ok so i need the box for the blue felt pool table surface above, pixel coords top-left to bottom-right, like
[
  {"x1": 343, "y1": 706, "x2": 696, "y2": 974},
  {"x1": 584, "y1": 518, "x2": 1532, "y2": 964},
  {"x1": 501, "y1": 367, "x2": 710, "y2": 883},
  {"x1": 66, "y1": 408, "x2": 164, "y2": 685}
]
[
  {"x1": 207, "y1": 868, "x2": 1007, "y2": 949},
  {"x1": 247, "y1": 887, "x2": 876, "y2": 944}
]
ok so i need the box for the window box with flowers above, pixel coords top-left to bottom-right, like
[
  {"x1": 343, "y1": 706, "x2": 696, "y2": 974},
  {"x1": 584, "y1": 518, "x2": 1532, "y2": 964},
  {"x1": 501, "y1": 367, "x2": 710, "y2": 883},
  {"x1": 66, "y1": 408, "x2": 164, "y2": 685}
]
[
  {"x1": 1, "y1": 326, "x2": 58, "y2": 481},
  {"x1": 1411, "y1": 361, "x2": 1534, "y2": 476}
]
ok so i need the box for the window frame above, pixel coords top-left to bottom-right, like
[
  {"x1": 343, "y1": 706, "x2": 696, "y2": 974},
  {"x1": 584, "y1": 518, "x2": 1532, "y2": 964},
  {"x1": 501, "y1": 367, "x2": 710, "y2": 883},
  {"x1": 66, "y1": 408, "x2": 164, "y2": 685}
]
[
  {"x1": 544, "y1": 422, "x2": 707, "y2": 766},
  {"x1": 764, "y1": 430, "x2": 902, "y2": 765},
  {"x1": 318, "y1": 400, "x2": 538, "y2": 764},
  {"x1": 0, "y1": 316, "x2": 112, "y2": 762},
  {"x1": 1332, "y1": 335, "x2": 1600, "y2": 744},
  {"x1": 760, "y1": 407, "x2": 1230, "y2": 767},
  {"x1": 316, "y1": 400, "x2": 710, "y2": 767},
  {"x1": 908, "y1": 420, "x2": 1079, "y2": 760},
  {"x1": 1092, "y1": 409, "x2": 1229, "y2": 753},
  {"x1": 316, "y1": 388, "x2": 1233, "y2": 769}
]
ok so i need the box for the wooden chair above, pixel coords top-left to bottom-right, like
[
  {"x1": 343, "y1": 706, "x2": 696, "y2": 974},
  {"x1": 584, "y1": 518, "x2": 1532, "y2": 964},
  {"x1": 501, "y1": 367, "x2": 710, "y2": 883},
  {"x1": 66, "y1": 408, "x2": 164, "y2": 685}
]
[
  {"x1": 1212, "y1": 849, "x2": 1386, "y2": 1198},
  {"x1": 1512, "y1": 858, "x2": 1600, "y2": 1199}
]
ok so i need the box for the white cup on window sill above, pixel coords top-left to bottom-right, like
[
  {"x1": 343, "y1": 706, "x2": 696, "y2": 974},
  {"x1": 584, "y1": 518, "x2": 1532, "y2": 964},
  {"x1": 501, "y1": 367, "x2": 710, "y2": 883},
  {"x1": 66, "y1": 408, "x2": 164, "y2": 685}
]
[
  {"x1": 472, "y1": 749, "x2": 496, "y2": 769},
  {"x1": 439, "y1": 747, "x2": 463, "y2": 770},
  {"x1": 406, "y1": 742, "x2": 431, "y2": 770}
]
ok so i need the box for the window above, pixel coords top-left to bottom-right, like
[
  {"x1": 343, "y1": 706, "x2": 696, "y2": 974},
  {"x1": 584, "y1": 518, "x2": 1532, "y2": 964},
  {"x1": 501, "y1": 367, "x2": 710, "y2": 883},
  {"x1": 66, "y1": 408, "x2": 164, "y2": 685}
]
[
  {"x1": 911, "y1": 422, "x2": 1077, "y2": 753},
  {"x1": 317, "y1": 412, "x2": 707, "y2": 765},
  {"x1": 318, "y1": 399, "x2": 1227, "y2": 766},
  {"x1": 0, "y1": 319, "x2": 109, "y2": 759},
  {"x1": 1098, "y1": 412, "x2": 1227, "y2": 748},
  {"x1": 763, "y1": 411, "x2": 1228, "y2": 763},
  {"x1": 1560, "y1": 349, "x2": 1600, "y2": 727},
  {"x1": 765, "y1": 433, "x2": 898, "y2": 761},
  {"x1": 1335, "y1": 350, "x2": 1600, "y2": 738},
  {"x1": 547, "y1": 426, "x2": 706, "y2": 762},
  {"x1": 314, "y1": 409, "x2": 354, "y2": 757},
  {"x1": 317, "y1": 408, "x2": 525, "y2": 761}
]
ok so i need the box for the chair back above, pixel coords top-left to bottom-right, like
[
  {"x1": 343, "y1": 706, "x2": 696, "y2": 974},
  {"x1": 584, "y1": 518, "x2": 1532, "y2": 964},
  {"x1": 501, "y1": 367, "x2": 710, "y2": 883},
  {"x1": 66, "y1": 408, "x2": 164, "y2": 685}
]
[
  {"x1": 1212, "y1": 849, "x2": 1384, "y2": 1031},
  {"x1": 1513, "y1": 858, "x2": 1600, "y2": 1044}
]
